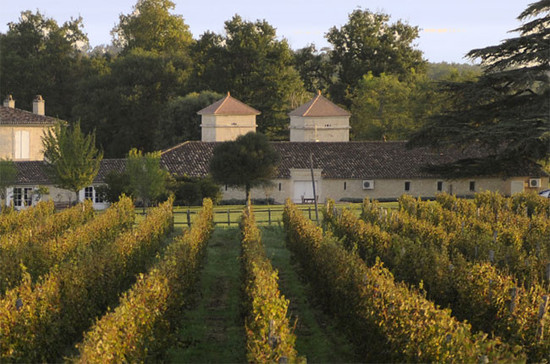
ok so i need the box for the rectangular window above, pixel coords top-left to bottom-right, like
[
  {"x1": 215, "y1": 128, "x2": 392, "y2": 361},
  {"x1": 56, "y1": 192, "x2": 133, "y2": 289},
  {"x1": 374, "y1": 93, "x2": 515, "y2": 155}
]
[
  {"x1": 344, "y1": 181, "x2": 347, "y2": 190},
  {"x1": 13, "y1": 187, "x2": 22, "y2": 207},
  {"x1": 437, "y1": 181, "x2": 443, "y2": 192},
  {"x1": 404, "y1": 181, "x2": 411, "y2": 192},
  {"x1": 469, "y1": 181, "x2": 476, "y2": 192},
  {"x1": 84, "y1": 186, "x2": 94, "y2": 201},
  {"x1": 14, "y1": 130, "x2": 30, "y2": 159},
  {"x1": 278, "y1": 183, "x2": 282, "y2": 191},
  {"x1": 13, "y1": 187, "x2": 33, "y2": 207},
  {"x1": 224, "y1": 185, "x2": 228, "y2": 191},
  {"x1": 95, "y1": 189, "x2": 104, "y2": 203}
]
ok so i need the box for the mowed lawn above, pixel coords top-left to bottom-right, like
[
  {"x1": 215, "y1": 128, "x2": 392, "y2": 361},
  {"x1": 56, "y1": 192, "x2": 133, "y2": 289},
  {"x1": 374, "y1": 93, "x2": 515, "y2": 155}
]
[{"x1": 136, "y1": 201, "x2": 399, "y2": 227}]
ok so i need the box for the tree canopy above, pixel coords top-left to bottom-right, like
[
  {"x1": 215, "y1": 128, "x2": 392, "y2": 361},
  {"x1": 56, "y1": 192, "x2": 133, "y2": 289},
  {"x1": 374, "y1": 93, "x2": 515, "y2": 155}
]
[
  {"x1": 209, "y1": 132, "x2": 280, "y2": 203},
  {"x1": 156, "y1": 91, "x2": 223, "y2": 149},
  {"x1": 409, "y1": 0, "x2": 550, "y2": 175},
  {"x1": 42, "y1": 121, "x2": 103, "y2": 203},
  {"x1": 126, "y1": 148, "x2": 169, "y2": 210},
  {"x1": 0, "y1": 3, "x2": 498, "y2": 158},
  {"x1": 326, "y1": 9, "x2": 426, "y2": 107},
  {"x1": 190, "y1": 16, "x2": 308, "y2": 139},
  {"x1": 0, "y1": 10, "x2": 88, "y2": 119},
  {"x1": 112, "y1": 0, "x2": 193, "y2": 54}
]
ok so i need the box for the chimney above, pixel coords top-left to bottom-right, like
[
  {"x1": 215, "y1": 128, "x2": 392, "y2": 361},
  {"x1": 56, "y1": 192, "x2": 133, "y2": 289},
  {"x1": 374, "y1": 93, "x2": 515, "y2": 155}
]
[
  {"x1": 3, "y1": 95, "x2": 15, "y2": 108},
  {"x1": 33, "y1": 95, "x2": 45, "y2": 116}
]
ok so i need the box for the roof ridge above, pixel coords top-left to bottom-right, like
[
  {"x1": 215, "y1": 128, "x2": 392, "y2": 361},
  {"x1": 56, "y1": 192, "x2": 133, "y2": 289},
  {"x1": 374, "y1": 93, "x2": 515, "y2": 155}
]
[
  {"x1": 213, "y1": 94, "x2": 231, "y2": 114},
  {"x1": 161, "y1": 140, "x2": 191, "y2": 155},
  {"x1": 303, "y1": 93, "x2": 321, "y2": 117}
]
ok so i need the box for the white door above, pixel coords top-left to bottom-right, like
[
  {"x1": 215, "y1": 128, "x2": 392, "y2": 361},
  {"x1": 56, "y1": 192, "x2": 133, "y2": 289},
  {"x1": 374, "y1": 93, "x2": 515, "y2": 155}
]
[{"x1": 293, "y1": 181, "x2": 319, "y2": 203}]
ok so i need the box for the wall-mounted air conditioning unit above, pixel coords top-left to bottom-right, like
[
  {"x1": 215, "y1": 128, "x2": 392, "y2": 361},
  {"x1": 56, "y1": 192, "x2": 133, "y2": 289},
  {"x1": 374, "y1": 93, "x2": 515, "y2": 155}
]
[
  {"x1": 362, "y1": 180, "x2": 374, "y2": 190},
  {"x1": 529, "y1": 178, "x2": 541, "y2": 188}
]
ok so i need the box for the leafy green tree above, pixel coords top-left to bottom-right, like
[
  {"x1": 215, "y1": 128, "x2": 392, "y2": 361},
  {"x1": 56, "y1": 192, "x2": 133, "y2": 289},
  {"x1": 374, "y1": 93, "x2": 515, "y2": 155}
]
[
  {"x1": 42, "y1": 121, "x2": 103, "y2": 204},
  {"x1": 427, "y1": 62, "x2": 481, "y2": 82},
  {"x1": 74, "y1": 48, "x2": 189, "y2": 156},
  {"x1": 191, "y1": 15, "x2": 308, "y2": 139},
  {"x1": 171, "y1": 175, "x2": 221, "y2": 206},
  {"x1": 292, "y1": 45, "x2": 334, "y2": 94},
  {"x1": 351, "y1": 72, "x2": 447, "y2": 141},
  {"x1": 209, "y1": 132, "x2": 279, "y2": 204},
  {"x1": 326, "y1": 9, "x2": 426, "y2": 107},
  {"x1": 0, "y1": 10, "x2": 89, "y2": 119},
  {"x1": 409, "y1": 0, "x2": 550, "y2": 175},
  {"x1": 127, "y1": 148, "x2": 169, "y2": 211},
  {"x1": 95, "y1": 171, "x2": 132, "y2": 203},
  {"x1": 0, "y1": 159, "x2": 17, "y2": 210},
  {"x1": 351, "y1": 73, "x2": 413, "y2": 140},
  {"x1": 112, "y1": 0, "x2": 193, "y2": 54},
  {"x1": 156, "y1": 91, "x2": 223, "y2": 149}
]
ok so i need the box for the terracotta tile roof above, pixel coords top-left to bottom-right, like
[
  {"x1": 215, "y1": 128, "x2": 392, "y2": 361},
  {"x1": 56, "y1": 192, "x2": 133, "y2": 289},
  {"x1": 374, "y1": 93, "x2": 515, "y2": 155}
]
[
  {"x1": 197, "y1": 93, "x2": 260, "y2": 115},
  {"x1": 289, "y1": 92, "x2": 350, "y2": 117},
  {"x1": 0, "y1": 106, "x2": 59, "y2": 125},
  {"x1": 94, "y1": 159, "x2": 127, "y2": 182},
  {"x1": 14, "y1": 161, "x2": 51, "y2": 184},
  {"x1": 13, "y1": 159, "x2": 127, "y2": 185},
  {"x1": 161, "y1": 141, "x2": 546, "y2": 180}
]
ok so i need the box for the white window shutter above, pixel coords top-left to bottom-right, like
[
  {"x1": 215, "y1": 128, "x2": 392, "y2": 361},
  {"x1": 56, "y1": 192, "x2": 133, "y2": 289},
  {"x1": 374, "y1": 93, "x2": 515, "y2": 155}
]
[
  {"x1": 21, "y1": 131, "x2": 30, "y2": 159},
  {"x1": 15, "y1": 131, "x2": 21, "y2": 159},
  {"x1": 14, "y1": 131, "x2": 30, "y2": 159}
]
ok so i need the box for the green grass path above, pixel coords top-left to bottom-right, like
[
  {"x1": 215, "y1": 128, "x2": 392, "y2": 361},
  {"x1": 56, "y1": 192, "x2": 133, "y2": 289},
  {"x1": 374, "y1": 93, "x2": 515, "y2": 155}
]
[
  {"x1": 167, "y1": 226, "x2": 359, "y2": 363},
  {"x1": 167, "y1": 227, "x2": 246, "y2": 363},
  {"x1": 261, "y1": 226, "x2": 360, "y2": 363}
]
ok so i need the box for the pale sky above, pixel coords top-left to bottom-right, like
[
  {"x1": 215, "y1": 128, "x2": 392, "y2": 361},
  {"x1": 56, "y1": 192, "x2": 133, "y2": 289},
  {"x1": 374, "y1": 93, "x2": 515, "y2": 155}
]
[{"x1": 0, "y1": 0, "x2": 533, "y2": 63}]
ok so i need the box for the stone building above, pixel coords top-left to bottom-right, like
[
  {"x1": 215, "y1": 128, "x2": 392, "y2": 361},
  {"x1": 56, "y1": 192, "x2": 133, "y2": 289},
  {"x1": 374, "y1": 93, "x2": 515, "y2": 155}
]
[
  {"x1": 0, "y1": 95, "x2": 56, "y2": 161},
  {"x1": 289, "y1": 91, "x2": 351, "y2": 142},
  {"x1": 3, "y1": 92, "x2": 548, "y2": 209},
  {"x1": 197, "y1": 92, "x2": 260, "y2": 142}
]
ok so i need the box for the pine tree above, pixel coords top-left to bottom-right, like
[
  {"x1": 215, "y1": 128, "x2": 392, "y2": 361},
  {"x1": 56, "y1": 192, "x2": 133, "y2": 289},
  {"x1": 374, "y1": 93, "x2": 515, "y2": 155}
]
[{"x1": 409, "y1": 0, "x2": 550, "y2": 175}]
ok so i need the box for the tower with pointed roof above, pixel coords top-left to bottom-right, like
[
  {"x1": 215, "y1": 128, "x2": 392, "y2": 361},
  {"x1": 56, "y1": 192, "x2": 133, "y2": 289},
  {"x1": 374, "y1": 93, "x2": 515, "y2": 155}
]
[
  {"x1": 197, "y1": 92, "x2": 260, "y2": 142},
  {"x1": 289, "y1": 91, "x2": 351, "y2": 142}
]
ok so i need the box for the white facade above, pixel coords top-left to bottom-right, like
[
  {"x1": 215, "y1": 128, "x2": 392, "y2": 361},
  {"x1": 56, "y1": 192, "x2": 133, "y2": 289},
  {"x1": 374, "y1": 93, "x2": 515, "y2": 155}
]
[{"x1": 5, "y1": 185, "x2": 109, "y2": 210}]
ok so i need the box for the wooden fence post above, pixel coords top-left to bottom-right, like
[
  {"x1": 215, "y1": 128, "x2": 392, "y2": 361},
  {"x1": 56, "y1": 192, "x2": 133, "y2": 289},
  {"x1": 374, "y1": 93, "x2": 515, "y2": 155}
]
[
  {"x1": 187, "y1": 209, "x2": 191, "y2": 227},
  {"x1": 268, "y1": 208, "x2": 271, "y2": 225},
  {"x1": 227, "y1": 209, "x2": 231, "y2": 226}
]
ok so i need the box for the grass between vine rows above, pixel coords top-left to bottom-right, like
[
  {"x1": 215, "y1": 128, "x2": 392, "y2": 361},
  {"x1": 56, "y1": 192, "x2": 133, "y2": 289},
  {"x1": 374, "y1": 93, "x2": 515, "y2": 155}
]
[
  {"x1": 167, "y1": 225, "x2": 360, "y2": 363},
  {"x1": 261, "y1": 226, "x2": 360, "y2": 362},
  {"x1": 167, "y1": 227, "x2": 247, "y2": 363}
]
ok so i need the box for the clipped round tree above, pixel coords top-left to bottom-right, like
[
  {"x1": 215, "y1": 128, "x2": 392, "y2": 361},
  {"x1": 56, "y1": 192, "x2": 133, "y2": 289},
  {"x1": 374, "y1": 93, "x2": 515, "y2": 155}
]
[{"x1": 209, "y1": 132, "x2": 279, "y2": 204}]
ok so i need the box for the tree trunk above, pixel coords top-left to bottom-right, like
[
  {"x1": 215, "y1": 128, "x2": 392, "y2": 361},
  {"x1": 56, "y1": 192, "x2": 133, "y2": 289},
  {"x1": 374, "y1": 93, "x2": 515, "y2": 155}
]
[{"x1": 74, "y1": 190, "x2": 80, "y2": 205}]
